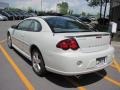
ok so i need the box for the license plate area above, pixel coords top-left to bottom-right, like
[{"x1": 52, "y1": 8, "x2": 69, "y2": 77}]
[{"x1": 96, "y1": 56, "x2": 106, "y2": 66}]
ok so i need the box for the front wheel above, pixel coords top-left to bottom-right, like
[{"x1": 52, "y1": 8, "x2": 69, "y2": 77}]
[
  {"x1": 7, "y1": 33, "x2": 12, "y2": 49},
  {"x1": 31, "y1": 49, "x2": 46, "y2": 76}
]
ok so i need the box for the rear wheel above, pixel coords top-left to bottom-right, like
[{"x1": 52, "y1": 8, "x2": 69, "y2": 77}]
[
  {"x1": 7, "y1": 33, "x2": 12, "y2": 49},
  {"x1": 31, "y1": 49, "x2": 46, "y2": 76}
]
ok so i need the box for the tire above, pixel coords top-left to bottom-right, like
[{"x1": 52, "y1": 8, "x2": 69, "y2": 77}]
[
  {"x1": 7, "y1": 33, "x2": 13, "y2": 49},
  {"x1": 31, "y1": 48, "x2": 46, "y2": 76}
]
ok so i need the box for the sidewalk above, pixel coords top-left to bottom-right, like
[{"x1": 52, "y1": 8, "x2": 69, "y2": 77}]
[
  {"x1": 111, "y1": 41, "x2": 120, "y2": 47},
  {"x1": 112, "y1": 41, "x2": 120, "y2": 63}
]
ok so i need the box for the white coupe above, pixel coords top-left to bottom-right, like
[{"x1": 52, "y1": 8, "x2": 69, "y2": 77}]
[{"x1": 7, "y1": 16, "x2": 114, "y2": 76}]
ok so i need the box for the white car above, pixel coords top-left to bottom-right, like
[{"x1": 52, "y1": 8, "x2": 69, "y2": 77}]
[
  {"x1": 7, "y1": 16, "x2": 114, "y2": 76},
  {"x1": 0, "y1": 14, "x2": 8, "y2": 21}
]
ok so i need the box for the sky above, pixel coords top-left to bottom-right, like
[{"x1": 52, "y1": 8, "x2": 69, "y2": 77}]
[{"x1": 0, "y1": 0, "x2": 110, "y2": 15}]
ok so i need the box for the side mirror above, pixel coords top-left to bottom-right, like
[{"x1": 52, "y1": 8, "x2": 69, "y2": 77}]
[
  {"x1": 109, "y1": 22, "x2": 117, "y2": 33},
  {"x1": 11, "y1": 25, "x2": 18, "y2": 29}
]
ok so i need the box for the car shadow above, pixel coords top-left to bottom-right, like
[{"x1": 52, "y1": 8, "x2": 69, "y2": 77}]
[
  {"x1": 13, "y1": 48, "x2": 107, "y2": 88},
  {"x1": 13, "y1": 48, "x2": 32, "y2": 66},
  {"x1": 44, "y1": 69, "x2": 106, "y2": 88},
  {"x1": 72, "y1": 70, "x2": 106, "y2": 86}
]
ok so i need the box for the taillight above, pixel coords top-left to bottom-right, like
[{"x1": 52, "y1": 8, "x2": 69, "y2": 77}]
[{"x1": 56, "y1": 38, "x2": 79, "y2": 50}]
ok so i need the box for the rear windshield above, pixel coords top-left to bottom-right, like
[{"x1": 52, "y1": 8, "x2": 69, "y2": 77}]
[{"x1": 45, "y1": 17, "x2": 91, "y2": 33}]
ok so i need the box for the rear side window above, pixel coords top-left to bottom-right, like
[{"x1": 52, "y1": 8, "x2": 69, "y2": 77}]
[
  {"x1": 45, "y1": 17, "x2": 91, "y2": 33},
  {"x1": 29, "y1": 20, "x2": 42, "y2": 32},
  {"x1": 17, "y1": 20, "x2": 32, "y2": 30},
  {"x1": 17, "y1": 19, "x2": 42, "y2": 32}
]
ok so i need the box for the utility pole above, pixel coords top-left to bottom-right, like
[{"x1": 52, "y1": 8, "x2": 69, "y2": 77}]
[
  {"x1": 41, "y1": 0, "x2": 42, "y2": 11},
  {"x1": 56, "y1": 0, "x2": 60, "y2": 12},
  {"x1": 100, "y1": 0, "x2": 103, "y2": 19}
]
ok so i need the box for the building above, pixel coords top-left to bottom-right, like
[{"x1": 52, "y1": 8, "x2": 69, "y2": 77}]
[
  {"x1": 110, "y1": 0, "x2": 120, "y2": 31},
  {"x1": 0, "y1": 2, "x2": 9, "y2": 9}
]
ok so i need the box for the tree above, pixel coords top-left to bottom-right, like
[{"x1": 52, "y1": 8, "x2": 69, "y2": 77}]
[
  {"x1": 28, "y1": 7, "x2": 34, "y2": 13},
  {"x1": 57, "y1": 2, "x2": 69, "y2": 14},
  {"x1": 96, "y1": 12, "x2": 100, "y2": 18},
  {"x1": 81, "y1": 11, "x2": 86, "y2": 16},
  {"x1": 68, "y1": 9, "x2": 73, "y2": 15},
  {"x1": 86, "y1": 0, "x2": 110, "y2": 18},
  {"x1": 87, "y1": 13, "x2": 92, "y2": 17}
]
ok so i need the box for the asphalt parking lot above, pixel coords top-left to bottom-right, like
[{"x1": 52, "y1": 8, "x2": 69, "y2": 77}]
[{"x1": 0, "y1": 21, "x2": 120, "y2": 90}]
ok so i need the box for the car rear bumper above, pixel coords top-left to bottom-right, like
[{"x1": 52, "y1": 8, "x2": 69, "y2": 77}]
[{"x1": 45, "y1": 46, "x2": 114, "y2": 76}]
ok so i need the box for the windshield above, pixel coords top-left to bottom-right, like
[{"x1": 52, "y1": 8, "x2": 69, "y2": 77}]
[{"x1": 45, "y1": 17, "x2": 92, "y2": 33}]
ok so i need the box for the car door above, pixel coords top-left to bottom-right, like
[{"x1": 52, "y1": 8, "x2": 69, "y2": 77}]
[
  {"x1": 12, "y1": 19, "x2": 32, "y2": 52},
  {"x1": 22, "y1": 19, "x2": 42, "y2": 56}
]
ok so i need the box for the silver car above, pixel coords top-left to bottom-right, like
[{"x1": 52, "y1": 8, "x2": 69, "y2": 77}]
[{"x1": 0, "y1": 14, "x2": 8, "y2": 21}]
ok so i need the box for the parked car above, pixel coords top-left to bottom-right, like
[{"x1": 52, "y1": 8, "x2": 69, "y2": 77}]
[
  {"x1": 29, "y1": 13, "x2": 37, "y2": 17},
  {"x1": 18, "y1": 11, "x2": 29, "y2": 18},
  {"x1": 79, "y1": 17, "x2": 91, "y2": 24},
  {"x1": 0, "y1": 14, "x2": 8, "y2": 21},
  {"x1": 0, "y1": 11, "x2": 14, "y2": 20},
  {"x1": 89, "y1": 16, "x2": 97, "y2": 21},
  {"x1": 7, "y1": 16, "x2": 114, "y2": 76},
  {"x1": 5, "y1": 11, "x2": 18, "y2": 20},
  {"x1": 63, "y1": 15, "x2": 97, "y2": 31},
  {"x1": 8, "y1": 11, "x2": 20, "y2": 20},
  {"x1": 26, "y1": 13, "x2": 32, "y2": 17},
  {"x1": 14, "y1": 11, "x2": 24, "y2": 20},
  {"x1": 19, "y1": 10, "x2": 31, "y2": 17},
  {"x1": 63, "y1": 15, "x2": 80, "y2": 21}
]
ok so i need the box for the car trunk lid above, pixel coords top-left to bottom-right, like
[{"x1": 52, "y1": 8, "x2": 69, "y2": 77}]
[{"x1": 55, "y1": 32, "x2": 110, "y2": 53}]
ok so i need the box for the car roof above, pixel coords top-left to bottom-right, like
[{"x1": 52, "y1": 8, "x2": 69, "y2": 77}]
[{"x1": 27, "y1": 16, "x2": 75, "y2": 21}]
